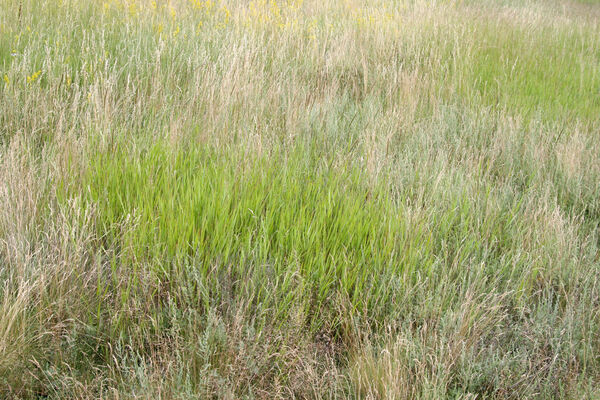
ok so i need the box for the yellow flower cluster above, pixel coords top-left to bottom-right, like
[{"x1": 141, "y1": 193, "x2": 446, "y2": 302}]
[
  {"x1": 348, "y1": 4, "x2": 399, "y2": 30},
  {"x1": 101, "y1": 0, "x2": 144, "y2": 17},
  {"x1": 27, "y1": 70, "x2": 42, "y2": 84},
  {"x1": 189, "y1": 0, "x2": 214, "y2": 11},
  {"x1": 246, "y1": 0, "x2": 303, "y2": 30}
]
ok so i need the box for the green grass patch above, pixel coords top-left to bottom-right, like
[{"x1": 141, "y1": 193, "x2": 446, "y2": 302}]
[
  {"x1": 64, "y1": 139, "x2": 547, "y2": 333},
  {"x1": 437, "y1": 16, "x2": 600, "y2": 124},
  {"x1": 74, "y1": 142, "x2": 425, "y2": 326}
]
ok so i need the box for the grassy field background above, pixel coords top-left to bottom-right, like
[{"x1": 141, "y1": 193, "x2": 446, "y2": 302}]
[{"x1": 1, "y1": 0, "x2": 600, "y2": 398}]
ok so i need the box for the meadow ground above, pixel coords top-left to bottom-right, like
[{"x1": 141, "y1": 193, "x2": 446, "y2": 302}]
[{"x1": 1, "y1": 0, "x2": 600, "y2": 398}]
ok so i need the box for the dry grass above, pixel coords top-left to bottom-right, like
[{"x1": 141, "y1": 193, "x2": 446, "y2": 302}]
[{"x1": 1, "y1": 0, "x2": 599, "y2": 398}]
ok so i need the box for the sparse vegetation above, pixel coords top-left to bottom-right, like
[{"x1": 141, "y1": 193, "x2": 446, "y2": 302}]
[{"x1": 1, "y1": 0, "x2": 599, "y2": 398}]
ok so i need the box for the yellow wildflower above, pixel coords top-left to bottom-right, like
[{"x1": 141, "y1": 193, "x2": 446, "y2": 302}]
[
  {"x1": 222, "y1": 6, "x2": 230, "y2": 23},
  {"x1": 27, "y1": 70, "x2": 41, "y2": 84},
  {"x1": 190, "y1": 0, "x2": 203, "y2": 9},
  {"x1": 3, "y1": 74, "x2": 9, "y2": 85}
]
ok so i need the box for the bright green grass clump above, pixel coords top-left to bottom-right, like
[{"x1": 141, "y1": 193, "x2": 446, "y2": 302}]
[
  {"x1": 466, "y1": 23, "x2": 600, "y2": 122},
  {"x1": 78, "y1": 143, "x2": 414, "y2": 324},
  {"x1": 417, "y1": 13, "x2": 600, "y2": 124}
]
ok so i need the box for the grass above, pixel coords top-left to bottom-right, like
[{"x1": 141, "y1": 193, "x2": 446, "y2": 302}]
[{"x1": 1, "y1": 0, "x2": 600, "y2": 398}]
